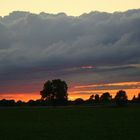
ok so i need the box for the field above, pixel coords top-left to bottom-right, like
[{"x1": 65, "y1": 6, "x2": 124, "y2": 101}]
[{"x1": 0, "y1": 106, "x2": 140, "y2": 140}]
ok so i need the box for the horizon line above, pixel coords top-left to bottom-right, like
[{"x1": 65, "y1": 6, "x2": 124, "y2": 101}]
[{"x1": 1, "y1": 8, "x2": 140, "y2": 18}]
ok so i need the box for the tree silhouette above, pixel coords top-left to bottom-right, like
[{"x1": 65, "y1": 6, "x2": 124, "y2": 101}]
[
  {"x1": 114, "y1": 90, "x2": 128, "y2": 106},
  {"x1": 132, "y1": 95, "x2": 137, "y2": 103},
  {"x1": 0, "y1": 99, "x2": 15, "y2": 106},
  {"x1": 40, "y1": 79, "x2": 68, "y2": 105},
  {"x1": 137, "y1": 93, "x2": 140, "y2": 103},
  {"x1": 16, "y1": 100, "x2": 25, "y2": 106},
  {"x1": 89, "y1": 95, "x2": 94, "y2": 100},
  {"x1": 86, "y1": 94, "x2": 94, "y2": 104},
  {"x1": 95, "y1": 94, "x2": 100, "y2": 103},
  {"x1": 100, "y1": 92, "x2": 112, "y2": 103},
  {"x1": 74, "y1": 98, "x2": 84, "y2": 105}
]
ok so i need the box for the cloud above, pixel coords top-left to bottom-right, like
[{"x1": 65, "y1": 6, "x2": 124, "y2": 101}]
[{"x1": 0, "y1": 9, "x2": 140, "y2": 94}]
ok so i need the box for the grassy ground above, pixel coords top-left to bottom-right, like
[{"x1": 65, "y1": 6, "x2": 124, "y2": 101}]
[{"x1": 0, "y1": 106, "x2": 140, "y2": 140}]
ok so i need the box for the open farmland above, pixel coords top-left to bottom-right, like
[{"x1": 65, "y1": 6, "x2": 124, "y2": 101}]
[{"x1": 0, "y1": 106, "x2": 140, "y2": 140}]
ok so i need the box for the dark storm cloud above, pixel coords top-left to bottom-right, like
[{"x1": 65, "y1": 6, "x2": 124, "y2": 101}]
[{"x1": 0, "y1": 9, "x2": 140, "y2": 93}]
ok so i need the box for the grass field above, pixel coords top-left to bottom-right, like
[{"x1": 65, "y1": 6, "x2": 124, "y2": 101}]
[{"x1": 0, "y1": 106, "x2": 140, "y2": 140}]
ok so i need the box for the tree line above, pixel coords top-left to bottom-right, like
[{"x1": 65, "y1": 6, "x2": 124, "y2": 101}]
[{"x1": 0, "y1": 79, "x2": 140, "y2": 107}]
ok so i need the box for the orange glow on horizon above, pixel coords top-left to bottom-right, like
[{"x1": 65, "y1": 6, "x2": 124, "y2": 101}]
[
  {"x1": 0, "y1": 93, "x2": 40, "y2": 102},
  {"x1": 69, "y1": 89, "x2": 140, "y2": 100},
  {"x1": 0, "y1": 81, "x2": 140, "y2": 101},
  {"x1": 70, "y1": 81, "x2": 140, "y2": 100},
  {"x1": 0, "y1": 89, "x2": 139, "y2": 102}
]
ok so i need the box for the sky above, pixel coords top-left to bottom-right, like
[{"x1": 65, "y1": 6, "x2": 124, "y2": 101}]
[
  {"x1": 0, "y1": 0, "x2": 140, "y2": 16},
  {"x1": 0, "y1": 1, "x2": 140, "y2": 101}
]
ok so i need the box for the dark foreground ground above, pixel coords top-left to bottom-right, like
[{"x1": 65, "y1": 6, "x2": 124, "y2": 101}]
[{"x1": 0, "y1": 106, "x2": 140, "y2": 140}]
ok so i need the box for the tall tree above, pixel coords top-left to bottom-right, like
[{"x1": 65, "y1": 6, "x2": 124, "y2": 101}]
[{"x1": 40, "y1": 79, "x2": 68, "y2": 105}]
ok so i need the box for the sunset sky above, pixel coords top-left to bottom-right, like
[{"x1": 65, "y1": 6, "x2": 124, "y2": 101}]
[{"x1": 0, "y1": 1, "x2": 140, "y2": 101}]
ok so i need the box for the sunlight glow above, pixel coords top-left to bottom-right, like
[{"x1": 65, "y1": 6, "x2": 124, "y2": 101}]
[
  {"x1": 69, "y1": 82, "x2": 140, "y2": 100},
  {"x1": 0, "y1": 0, "x2": 140, "y2": 16},
  {"x1": 0, "y1": 93, "x2": 40, "y2": 102},
  {"x1": 0, "y1": 82, "x2": 140, "y2": 101},
  {"x1": 69, "y1": 89, "x2": 140, "y2": 100}
]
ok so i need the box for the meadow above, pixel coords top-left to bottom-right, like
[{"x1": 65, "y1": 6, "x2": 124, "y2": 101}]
[{"x1": 0, "y1": 106, "x2": 140, "y2": 140}]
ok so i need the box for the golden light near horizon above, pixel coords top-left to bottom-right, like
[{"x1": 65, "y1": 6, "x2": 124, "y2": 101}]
[
  {"x1": 0, "y1": 0, "x2": 140, "y2": 16},
  {"x1": 0, "y1": 88, "x2": 139, "y2": 101},
  {"x1": 0, "y1": 82, "x2": 140, "y2": 101}
]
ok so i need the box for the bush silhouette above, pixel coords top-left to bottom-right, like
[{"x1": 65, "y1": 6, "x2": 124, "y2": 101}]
[
  {"x1": 100, "y1": 92, "x2": 112, "y2": 103},
  {"x1": 114, "y1": 90, "x2": 128, "y2": 106}
]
